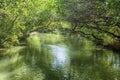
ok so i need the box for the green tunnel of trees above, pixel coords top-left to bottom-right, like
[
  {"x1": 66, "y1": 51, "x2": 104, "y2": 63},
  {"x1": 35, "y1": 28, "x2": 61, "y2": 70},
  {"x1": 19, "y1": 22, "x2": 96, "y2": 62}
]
[{"x1": 0, "y1": 0, "x2": 120, "y2": 51}]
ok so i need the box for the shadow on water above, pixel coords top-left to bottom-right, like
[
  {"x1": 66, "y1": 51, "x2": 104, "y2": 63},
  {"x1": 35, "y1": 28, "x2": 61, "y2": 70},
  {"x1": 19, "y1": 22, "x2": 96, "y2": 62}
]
[{"x1": 0, "y1": 33, "x2": 120, "y2": 80}]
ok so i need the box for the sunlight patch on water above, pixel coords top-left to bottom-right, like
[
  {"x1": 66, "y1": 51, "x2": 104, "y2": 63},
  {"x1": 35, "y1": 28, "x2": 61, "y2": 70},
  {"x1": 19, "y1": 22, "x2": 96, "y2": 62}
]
[{"x1": 49, "y1": 45, "x2": 70, "y2": 69}]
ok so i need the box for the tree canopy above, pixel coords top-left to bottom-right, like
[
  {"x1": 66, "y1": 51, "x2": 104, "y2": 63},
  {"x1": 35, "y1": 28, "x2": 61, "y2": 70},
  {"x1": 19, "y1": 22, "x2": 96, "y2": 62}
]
[{"x1": 0, "y1": 0, "x2": 120, "y2": 51}]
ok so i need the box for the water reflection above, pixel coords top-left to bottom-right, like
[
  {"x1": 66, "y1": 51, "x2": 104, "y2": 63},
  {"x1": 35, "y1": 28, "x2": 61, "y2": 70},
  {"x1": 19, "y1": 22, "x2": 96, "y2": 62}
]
[
  {"x1": 0, "y1": 34, "x2": 120, "y2": 80},
  {"x1": 49, "y1": 45, "x2": 70, "y2": 69},
  {"x1": 49, "y1": 45, "x2": 71, "y2": 79}
]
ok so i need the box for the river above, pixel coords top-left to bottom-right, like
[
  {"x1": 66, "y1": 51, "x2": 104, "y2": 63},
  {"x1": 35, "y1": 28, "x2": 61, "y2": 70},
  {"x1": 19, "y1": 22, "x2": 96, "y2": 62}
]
[{"x1": 0, "y1": 34, "x2": 120, "y2": 80}]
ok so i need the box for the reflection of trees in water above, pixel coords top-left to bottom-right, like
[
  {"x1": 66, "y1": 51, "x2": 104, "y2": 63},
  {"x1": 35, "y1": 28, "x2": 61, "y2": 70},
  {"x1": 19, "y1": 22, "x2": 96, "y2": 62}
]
[
  {"x1": 68, "y1": 49, "x2": 120, "y2": 80},
  {"x1": 92, "y1": 50, "x2": 120, "y2": 70},
  {"x1": 20, "y1": 46, "x2": 67, "y2": 80},
  {"x1": 64, "y1": 34, "x2": 94, "y2": 51},
  {"x1": 0, "y1": 47, "x2": 46, "y2": 80},
  {"x1": 1, "y1": 35, "x2": 120, "y2": 80},
  {"x1": 61, "y1": 35, "x2": 120, "y2": 80}
]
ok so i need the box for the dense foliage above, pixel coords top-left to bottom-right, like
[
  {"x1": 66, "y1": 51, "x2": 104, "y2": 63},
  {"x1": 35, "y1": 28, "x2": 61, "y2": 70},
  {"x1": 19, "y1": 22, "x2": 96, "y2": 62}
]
[
  {"x1": 56, "y1": 0, "x2": 120, "y2": 51},
  {"x1": 0, "y1": 0, "x2": 55, "y2": 47},
  {"x1": 0, "y1": 0, "x2": 120, "y2": 51}
]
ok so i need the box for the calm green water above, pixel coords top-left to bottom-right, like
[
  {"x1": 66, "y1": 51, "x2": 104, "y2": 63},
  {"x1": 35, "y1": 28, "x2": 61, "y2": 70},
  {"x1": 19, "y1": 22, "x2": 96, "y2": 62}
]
[{"x1": 0, "y1": 34, "x2": 120, "y2": 80}]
